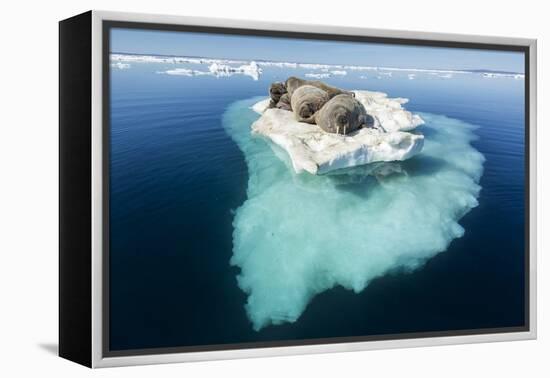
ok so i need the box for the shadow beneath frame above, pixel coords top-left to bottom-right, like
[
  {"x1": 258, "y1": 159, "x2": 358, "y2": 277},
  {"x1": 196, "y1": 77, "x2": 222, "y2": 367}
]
[{"x1": 37, "y1": 343, "x2": 58, "y2": 356}]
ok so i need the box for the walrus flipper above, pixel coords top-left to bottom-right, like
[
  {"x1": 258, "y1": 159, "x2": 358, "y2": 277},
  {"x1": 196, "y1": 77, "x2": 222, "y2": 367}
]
[{"x1": 300, "y1": 114, "x2": 317, "y2": 124}]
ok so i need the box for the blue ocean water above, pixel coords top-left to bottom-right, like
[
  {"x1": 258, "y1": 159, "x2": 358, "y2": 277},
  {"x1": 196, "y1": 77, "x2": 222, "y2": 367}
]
[{"x1": 109, "y1": 61, "x2": 525, "y2": 350}]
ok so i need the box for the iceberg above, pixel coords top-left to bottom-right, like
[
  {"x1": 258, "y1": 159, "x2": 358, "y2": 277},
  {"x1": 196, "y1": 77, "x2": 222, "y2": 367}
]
[
  {"x1": 222, "y1": 98, "x2": 485, "y2": 331},
  {"x1": 250, "y1": 91, "x2": 425, "y2": 175}
]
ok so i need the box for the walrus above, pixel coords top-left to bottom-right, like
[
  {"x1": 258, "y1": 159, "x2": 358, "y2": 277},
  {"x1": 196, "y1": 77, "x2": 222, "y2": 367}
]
[
  {"x1": 314, "y1": 94, "x2": 369, "y2": 135},
  {"x1": 276, "y1": 93, "x2": 292, "y2": 111},
  {"x1": 268, "y1": 82, "x2": 287, "y2": 108},
  {"x1": 290, "y1": 85, "x2": 330, "y2": 124},
  {"x1": 285, "y1": 76, "x2": 354, "y2": 99}
]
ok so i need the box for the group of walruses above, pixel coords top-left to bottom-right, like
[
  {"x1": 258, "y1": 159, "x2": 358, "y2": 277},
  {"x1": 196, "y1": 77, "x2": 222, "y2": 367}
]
[{"x1": 268, "y1": 76, "x2": 371, "y2": 135}]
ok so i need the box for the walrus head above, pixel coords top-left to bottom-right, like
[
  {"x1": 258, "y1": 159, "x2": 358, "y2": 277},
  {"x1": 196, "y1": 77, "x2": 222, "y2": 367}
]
[
  {"x1": 269, "y1": 82, "x2": 287, "y2": 102},
  {"x1": 285, "y1": 76, "x2": 305, "y2": 97},
  {"x1": 314, "y1": 94, "x2": 368, "y2": 135},
  {"x1": 331, "y1": 109, "x2": 355, "y2": 134}
]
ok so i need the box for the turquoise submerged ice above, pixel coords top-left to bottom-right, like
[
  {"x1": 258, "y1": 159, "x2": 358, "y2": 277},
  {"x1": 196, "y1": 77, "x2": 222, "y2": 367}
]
[{"x1": 222, "y1": 97, "x2": 485, "y2": 331}]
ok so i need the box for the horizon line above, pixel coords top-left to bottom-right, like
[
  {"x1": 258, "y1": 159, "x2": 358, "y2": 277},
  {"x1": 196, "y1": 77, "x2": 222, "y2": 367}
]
[{"x1": 110, "y1": 51, "x2": 525, "y2": 76}]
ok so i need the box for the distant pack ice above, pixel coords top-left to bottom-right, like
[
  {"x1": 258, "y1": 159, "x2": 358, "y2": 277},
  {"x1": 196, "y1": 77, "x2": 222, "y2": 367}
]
[{"x1": 251, "y1": 91, "x2": 425, "y2": 174}]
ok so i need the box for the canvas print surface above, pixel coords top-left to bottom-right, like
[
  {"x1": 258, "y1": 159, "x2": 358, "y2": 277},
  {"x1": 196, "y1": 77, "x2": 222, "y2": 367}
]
[{"x1": 107, "y1": 26, "x2": 527, "y2": 353}]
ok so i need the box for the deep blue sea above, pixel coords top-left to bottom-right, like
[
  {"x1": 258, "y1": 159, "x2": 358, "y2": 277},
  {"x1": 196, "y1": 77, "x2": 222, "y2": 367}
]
[{"x1": 109, "y1": 60, "x2": 525, "y2": 351}]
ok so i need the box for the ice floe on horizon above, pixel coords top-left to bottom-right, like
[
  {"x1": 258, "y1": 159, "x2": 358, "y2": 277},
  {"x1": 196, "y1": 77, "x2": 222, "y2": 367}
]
[
  {"x1": 299, "y1": 63, "x2": 332, "y2": 70},
  {"x1": 483, "y1": 72, "x2": 524, "y2": 79},
  {"x1": 111, "y1": 62, "x2": 130, "y2": 70},
  {"x1": 330, "y1": 70, "x2": 347, "y2": 76},
  {"x1": 159, "y1": 61, "x2": 262, "y2": 80},
  {"x1": 111, "y1": 53, "x2": 248, "y2": 66},
  {"x1": 110, "y1": 53, "x2": 524, "y2": 80},
  {"x1": 305, "y1": 72, "x2": 331, "y2": 79},
  {"x1": 209, "y1": 61, "x2": 262, "y2": 81}
]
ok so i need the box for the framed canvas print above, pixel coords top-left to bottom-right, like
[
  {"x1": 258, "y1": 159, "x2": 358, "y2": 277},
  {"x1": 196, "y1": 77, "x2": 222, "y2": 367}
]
[{"x1": 59, "y1": 10, "x2": 537, "y2": 368}]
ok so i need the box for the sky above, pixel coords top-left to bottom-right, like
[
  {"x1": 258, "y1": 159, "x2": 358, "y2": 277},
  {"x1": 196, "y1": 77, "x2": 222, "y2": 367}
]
[{"x1": 111, "y1": 28, "x2": 525, "y2": 73}]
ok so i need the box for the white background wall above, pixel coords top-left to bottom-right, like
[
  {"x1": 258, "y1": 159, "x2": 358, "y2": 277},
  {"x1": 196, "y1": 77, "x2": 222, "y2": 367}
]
[{"x1": 0, "y1": 0, "x2": 546, "y2": 376}]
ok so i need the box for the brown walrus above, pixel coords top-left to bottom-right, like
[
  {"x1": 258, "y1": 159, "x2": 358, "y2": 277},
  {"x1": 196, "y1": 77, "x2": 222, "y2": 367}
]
[
  {"x1": 290, "y1": 85, "x2": 330, "y2": 124},
  {"x1": 276, "y1": 93, "x2": 292, "y2": 111},
  {"x1": 285, "y1": 76, "x2": 354, "y2": 99},
  {"x1": 314, "y1": 94, "x2": 369, "y2": 135},
  {"x1": 268, "y1": 82, "x2": 287, "y2": 108}
]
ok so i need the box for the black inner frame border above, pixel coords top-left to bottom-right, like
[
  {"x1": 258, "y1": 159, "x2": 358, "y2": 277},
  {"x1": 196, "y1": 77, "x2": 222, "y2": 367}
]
[{"x1": 102, "y1": 19, "x2": 531, "y2": 358}]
